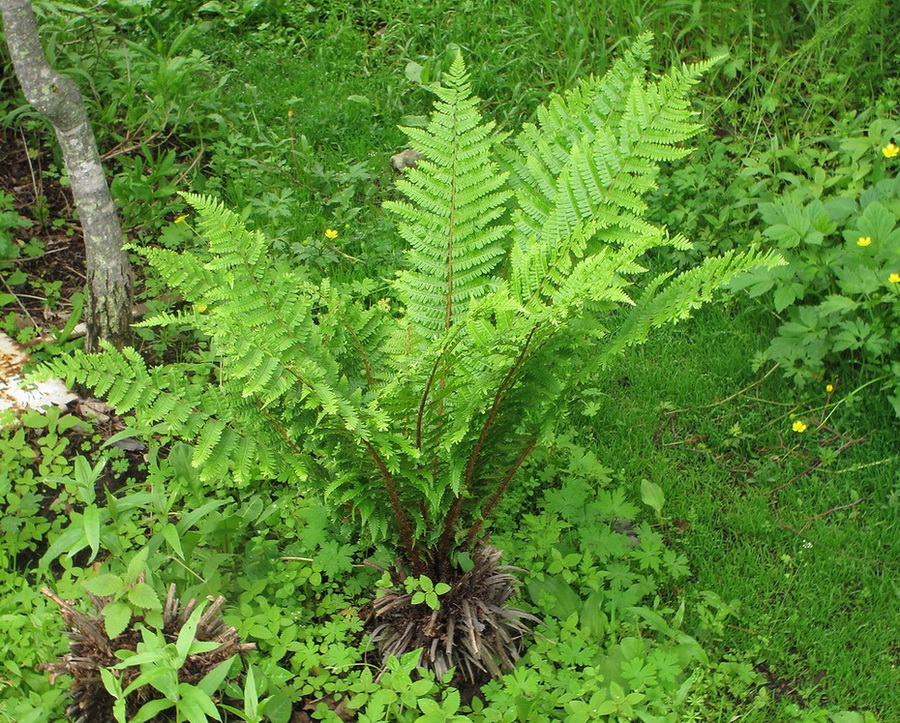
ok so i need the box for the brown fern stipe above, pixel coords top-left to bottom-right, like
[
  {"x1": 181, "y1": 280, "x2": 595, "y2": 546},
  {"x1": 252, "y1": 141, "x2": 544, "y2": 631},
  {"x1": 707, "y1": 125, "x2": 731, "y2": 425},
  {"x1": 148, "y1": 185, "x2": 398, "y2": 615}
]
[
  {"x1": 368, "y1": 546, "x2": 539, "y2": 685},
  {"x1": 39, "y1": 585, "x2": 254, "y2": 723}
]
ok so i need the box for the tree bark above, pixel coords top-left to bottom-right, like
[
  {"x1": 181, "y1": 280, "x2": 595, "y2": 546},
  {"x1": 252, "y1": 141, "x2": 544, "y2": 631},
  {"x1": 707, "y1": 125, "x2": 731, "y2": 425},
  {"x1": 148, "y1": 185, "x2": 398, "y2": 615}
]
[{"x1": 1, "y1": 0, "x2": 133, "y2": 351}]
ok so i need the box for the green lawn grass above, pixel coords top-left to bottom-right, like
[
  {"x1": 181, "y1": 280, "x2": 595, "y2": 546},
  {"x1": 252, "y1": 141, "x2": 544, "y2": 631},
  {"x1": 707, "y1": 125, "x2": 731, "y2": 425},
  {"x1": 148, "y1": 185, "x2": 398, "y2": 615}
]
[{"x1": 600, "y1": 303, "x2": 899, "y2": 716}]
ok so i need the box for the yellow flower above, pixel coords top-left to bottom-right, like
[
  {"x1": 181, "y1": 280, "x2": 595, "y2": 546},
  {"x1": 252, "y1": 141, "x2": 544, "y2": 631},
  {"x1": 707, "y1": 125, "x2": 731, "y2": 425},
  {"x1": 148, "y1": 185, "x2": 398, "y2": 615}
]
[
  {"x1": 856, "y1": 236, "x2": 872, "y2": 247},
  {"x1": 288, "y1": 109, "x2": 295, "y2": 118},
  {"x1": 889, "y1": 273, "x2": 900, "y2": 284},
  {"x1": 825, "y1": 384, "x2": 834, "y2": 393},
  {"x1": 792, "y1": 420, "x2": 808, "y2": 433},
  {"x1": 174, "y1": 214, "x2": 188, "y2": 224},
  {"x1": 196, "y1": 304, "x2": 208, "y2": 313},
  {"x1": 324, "y1": 228, "x2": 338, "y2": 239},
  {"x1": 883, "y1": 142, "x2": 899, "y2": 159}
]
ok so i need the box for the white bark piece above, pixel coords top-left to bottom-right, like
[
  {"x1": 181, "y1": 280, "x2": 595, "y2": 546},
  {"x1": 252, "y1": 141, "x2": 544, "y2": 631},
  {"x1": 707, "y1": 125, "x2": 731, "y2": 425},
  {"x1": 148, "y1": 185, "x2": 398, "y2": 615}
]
[{"x1": 0, "y1": 331, "x2": 76, "y2": 419}]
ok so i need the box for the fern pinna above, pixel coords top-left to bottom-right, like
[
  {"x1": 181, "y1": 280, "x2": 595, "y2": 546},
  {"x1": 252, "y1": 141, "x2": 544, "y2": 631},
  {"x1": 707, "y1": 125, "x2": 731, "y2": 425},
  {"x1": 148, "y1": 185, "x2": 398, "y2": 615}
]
[{"x1": 44, "y1": 38, "x2": 782, "y2": 578}]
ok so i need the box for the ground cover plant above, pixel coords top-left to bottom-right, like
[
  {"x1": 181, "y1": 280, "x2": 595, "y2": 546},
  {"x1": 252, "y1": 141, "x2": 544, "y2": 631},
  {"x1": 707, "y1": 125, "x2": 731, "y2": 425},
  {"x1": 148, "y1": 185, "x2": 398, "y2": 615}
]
[
  {"x1": 729, "y1": 119, "x2": 900, "y2": 415},
  {"x1": 1, "y1": 0, "x2": 897, "y2": 721}
]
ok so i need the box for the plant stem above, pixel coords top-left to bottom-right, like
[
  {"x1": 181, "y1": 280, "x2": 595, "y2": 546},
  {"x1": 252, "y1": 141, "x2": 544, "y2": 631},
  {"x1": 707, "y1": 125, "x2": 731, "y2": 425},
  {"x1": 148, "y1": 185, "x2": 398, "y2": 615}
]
[
  {"x1": 362, "y1": 440, "x2": 424, "y2": 574},
  {"x1": 434, "y1": 327, "x2": 536, "y2": 566},
  {"x1": 463, "y1": 436, "x2": 538, "y2": 550}
]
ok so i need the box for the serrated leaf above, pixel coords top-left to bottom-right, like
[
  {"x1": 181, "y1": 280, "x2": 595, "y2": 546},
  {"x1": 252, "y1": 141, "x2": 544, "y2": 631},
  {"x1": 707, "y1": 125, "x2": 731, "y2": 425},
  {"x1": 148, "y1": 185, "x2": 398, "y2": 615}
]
[
  {"x1": 128, "y1": 582, "x2": 161, "y2": 611},
  {"x1": 84, "y1": 574, "x2": 125, "y2": 597},
  {"x1": 103, "y1": 600, "x2": 132, "y2": 639},
  {"x1": 773, "y1": 282, "x2": 804, "y2": 312}
]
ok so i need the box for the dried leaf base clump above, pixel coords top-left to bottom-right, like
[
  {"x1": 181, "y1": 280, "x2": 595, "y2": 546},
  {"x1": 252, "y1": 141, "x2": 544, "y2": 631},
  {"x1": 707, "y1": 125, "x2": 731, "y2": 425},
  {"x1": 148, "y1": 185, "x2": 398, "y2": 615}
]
[
  {"x1": 40, "y1": 584, "x2": 253, "y2": 723},
  {"x1": 368, "y1": 546, "x2": 539, "y2": 684}
]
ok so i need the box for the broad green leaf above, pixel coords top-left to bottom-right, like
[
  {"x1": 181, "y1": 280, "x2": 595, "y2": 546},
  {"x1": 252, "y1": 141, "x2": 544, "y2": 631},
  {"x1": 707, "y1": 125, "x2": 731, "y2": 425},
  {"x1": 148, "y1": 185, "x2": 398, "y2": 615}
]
[
  {"x1": 527, "y1": 575, "x2": 581, "y2": 620},
  {"x1": 189, "y1": 640, "x2": 224, "y2": 655},
  {"x1": 130, "y1": 698, "x2": 175, "y2": 723},
  {"x1": 123, "y1": 667, "x2": 172, "y2": 695},
  {"x1": 581, "y1": 591, "x2": 608, "y2": 640},
  {"x1": 126, "y1": 546, "x2": 150, "y2": 584},
  {"x1": 627, "y1": 606, "x2": 673, "y2": 636},
  {"x1": 176, "y1": 602, "x2": 208, "y2": 663},
  {"x1": 99, "y1": 667, "x2": 122, "y2": 698},
  {"x1": 404, "y1": 61, "x2": 424, "y2": 83},
  {"x1": 84, "y1": 574, "x2": 125, "y2": 597},
  {"x1": 178, "y1": 682, "x2": 222, "y2": 722},
  {"x1": 676, "y1": 631, "x2": 710, "y2": 667},
  {"x1": 83, "y1": 504, "x2": 101, "y2": 561},
  {"x1": 163, "y1": 522, "x2": 185, "y2": 559},
  {"x1": 128, "y1": 582, "x2": 161, "y2": 611},
  {"x1": 242, "y1": 664, "x2": 259, "y2": 720},
  {"x1": 640, "y1": 479, "x2": 665, "y2": 515},
  {"x1": 595, "y1": 700, "x2": 618, "y2": 715},
  {"x1": 103, "y1": 600, "x2": 132, "y2": 639},
  {"x1": 261, "y1": 692, "x2": 293, "y2": 723},
  {"x1": 197, "y1": 656, "x2": 236, "y2": 697},
  {"x1": 40, "y1": 525, "x2": 87, "y2": 568}
]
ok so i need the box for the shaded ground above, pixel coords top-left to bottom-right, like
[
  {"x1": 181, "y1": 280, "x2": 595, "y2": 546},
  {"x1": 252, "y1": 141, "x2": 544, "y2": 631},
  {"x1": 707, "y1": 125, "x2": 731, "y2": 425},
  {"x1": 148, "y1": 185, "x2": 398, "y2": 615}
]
[{"x1": 1, "y1": 125, "x2": 85, "y2": 334}]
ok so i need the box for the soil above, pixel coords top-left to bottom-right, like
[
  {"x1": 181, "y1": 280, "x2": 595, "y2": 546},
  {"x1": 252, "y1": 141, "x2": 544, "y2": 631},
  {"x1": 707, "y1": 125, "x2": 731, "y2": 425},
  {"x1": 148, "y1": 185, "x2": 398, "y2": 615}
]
[{"x1": 1, "y1": 124, "x2": 87, "y2": 329}]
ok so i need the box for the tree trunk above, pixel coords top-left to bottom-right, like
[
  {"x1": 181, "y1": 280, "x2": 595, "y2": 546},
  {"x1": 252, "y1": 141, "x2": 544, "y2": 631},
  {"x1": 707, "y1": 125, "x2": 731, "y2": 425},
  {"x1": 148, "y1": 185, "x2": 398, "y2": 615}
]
[{"x1": 0, "y1": 0, "x2": 133, "y2": 351}]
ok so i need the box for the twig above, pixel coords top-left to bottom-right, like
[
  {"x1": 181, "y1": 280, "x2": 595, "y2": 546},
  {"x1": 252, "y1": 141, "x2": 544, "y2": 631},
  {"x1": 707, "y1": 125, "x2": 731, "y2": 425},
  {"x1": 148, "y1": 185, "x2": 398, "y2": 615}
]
[
  {"x1": 665, "y1": 364, "x2": 779, "y2": 415},
  {"x1": 795, "y1": 499, "x2": 864, "y2": 534},
  {"x1": 768, "y1": 435, "x2": 865, "y2": 494},
  {"x1": 4, "y1": 245, "x2": 68, "y2": 264},
  {"x1": 18, "y1": 125, "x2": 42, "y2": 209},
  {"x1": 1, "y1": 277, "x2": 39, "y2": 330},
  {"x1": 828, "y1": 454, "x2": 900, "y2": 475},
  {"x1": 798, "y1": 499, "x2": 863, "y2": 534},
  {"x1": 281, "y1": 556, "x2": 367, "y2": 568}
]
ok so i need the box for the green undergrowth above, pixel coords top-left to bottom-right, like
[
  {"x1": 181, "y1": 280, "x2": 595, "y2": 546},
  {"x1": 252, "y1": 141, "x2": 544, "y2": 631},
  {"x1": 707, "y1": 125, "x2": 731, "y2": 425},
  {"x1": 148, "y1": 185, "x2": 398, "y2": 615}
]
[{"x1": 591, "y1": 302, "x2": 899, "y2": 717}]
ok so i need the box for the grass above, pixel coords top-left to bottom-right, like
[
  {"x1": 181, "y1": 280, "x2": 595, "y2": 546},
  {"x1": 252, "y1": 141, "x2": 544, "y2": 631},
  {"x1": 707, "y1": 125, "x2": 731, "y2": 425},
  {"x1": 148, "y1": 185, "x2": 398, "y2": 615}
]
[{"x1": 597, "y1": 302, "x2": 899, "y2": 716}]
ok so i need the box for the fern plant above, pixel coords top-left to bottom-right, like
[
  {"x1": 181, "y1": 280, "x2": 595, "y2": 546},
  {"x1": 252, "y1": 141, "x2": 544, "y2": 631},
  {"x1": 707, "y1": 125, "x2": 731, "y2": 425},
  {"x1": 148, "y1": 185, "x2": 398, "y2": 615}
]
[{"x1": 44, "y1": 38, "x2": 781, "y2": 678}]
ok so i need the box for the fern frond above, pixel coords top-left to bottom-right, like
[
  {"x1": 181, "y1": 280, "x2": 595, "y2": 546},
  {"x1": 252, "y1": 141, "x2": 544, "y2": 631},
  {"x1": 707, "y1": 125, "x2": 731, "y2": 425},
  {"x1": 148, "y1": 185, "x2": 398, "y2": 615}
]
[
  {"x1": 506, "y1": 39, "x2": 723, "y2": 308},
  {"x1": 387, "y1": 53, "x2": 513, "y2": 340},
  {"x1": 596, "y1": 248, "x2": 786, "y2": 367}
]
